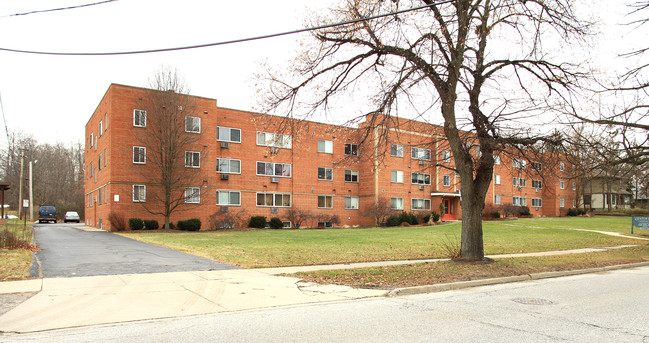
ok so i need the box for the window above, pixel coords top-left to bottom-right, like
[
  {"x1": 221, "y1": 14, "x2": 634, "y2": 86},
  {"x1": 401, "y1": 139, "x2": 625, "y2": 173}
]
[
  {"x1": 257, "y1": 132, "x2": 292, "y2": 149},
  {"x1": 185, "y1": 187, "x2": 200, "y2": 204},
  {"x1": 104, "y1": 149, "x2": 107, "y2": 167},
  {"x1": 185, "y1": 116, "x2": 201, "y2": 133},
  {"x1": 344, "y1": 143, "x2": 358, "y2": 156},
  {"x1": 98, "y1": 187, "x2": 102, "y2": 205},
  {"x1": 532, "y1": 180, "x2": 543, "y2": 189},
  {"x1": 513, "y1": 178, "x2": 526, "y2": 187},
  {"x1": 513, "y1": 196, "x2": 527, "y2": 206},
  {"x1": 411, "y1": 172, "x2": 431, "y2": 185},
  {"x1": 216, "y1": 158, "x2": 241, "y2": 174},
  {"x1": 560, "y1": 180, "x2": 565, "y2": 190},
  {"x1": 443, "y1": 175, "x2": 451, "y2": 187},
  {"x1": 216, "y1": 191, "x2": 241, "y2": 206},
  {"x1": 494, "y1": 194, "x2": 501, "y2": 205},
  {"x1": 513, "y1": 158, "x2": 527, "y2": 169},
  {"x1": 318, "y1": 195, "x2": 333, "y2": 208},
  {"x1": 494, "y1": 175, "x2": 501, "y2": 185},
  {"x1": 90, "y1": 133, "x2": 94, "y2": 147},
  {"x1": 217, "y1": 126, "x2": 241, "y2": 143},
  {"x1": 89, "y1": 162, "x2": 93, "y2": 179},
  {"x1": 133, "y1": 146, "x2": 146, "y2": 164},
  {"x1": 494, "y1": 155, "x2": 501, "y2": 165},
  {"x1": 133, "y1": 185, "x2": 146, "y2": 202},
  {"x1": 532, "y1": 198, "x2": 542, "y2": 207},
  {"x1": 560, "y1": 198, "x2": 565, "y2": 208},
  {"x1": 345, "y1": 196, "x2": 359, "y2": 209},
  {"x1": 104, "y1": 113, "x2": 107, "y2": 131},
  {"x1": 318, "y1": 167, "x2": 333, "y2": 181},
  {"x1": 256, "y1": 193, "x2": 291, "y2": 207},
  {"x1": 345, "y1": 170, "x2": 359, "y2": 182},
  {"x1": 411, "y1": 147, "x2": 431, "y2": 161},
  {"x1": 185, "y1": 151, "x2": 200, "y2": 168},
  {"x1": 572, "y1": 182, "x2": 576, "y2": 191},
  {"x1": 99, "y1": 121, "x2": 103, "y2": 137},
  {"x1": 133, "y1": 109, "x2": 146, "y2": 127},
  {"x1": 437, "y1": 150, "x2": 449, "y2": 163},
  {"x1": 391, "y1": 197, "x2": 404, "y2": 210},
  {"x1": 98, "y1": 154, "x2": 102, "y2": 171},
  {"x1": 391, "y1": 170, "x2": 404, "y2": 183},
  {"x1": 532, "y1": 162, "x2": 542, "y2": 172},
  {"x1": 391, "y1": 144, "x2": 403, "y2": 157},
  {"x1": 256, "y1": 161, "x2": 292, "y2": 177},
  {"x1": 318, "y1": 221, "x2": 333, "y2": 228},
  {"x1": 572, "y1": 199, "x2": 576, "y2": 207},
  {"x1": 318, "y1": 139, "x2": 333, "y2": 154},
  {"x1": 411, "y1": 198, "x2": 431, "y2": 210},
  {"x1": 560, "y1": 162, "x2": 565, "y2": 172}
]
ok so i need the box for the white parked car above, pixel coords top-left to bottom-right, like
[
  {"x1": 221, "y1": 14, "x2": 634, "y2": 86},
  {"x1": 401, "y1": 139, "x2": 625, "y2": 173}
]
[{"x1": 64, "y1": 211, "x2": 80, "y2": 223}]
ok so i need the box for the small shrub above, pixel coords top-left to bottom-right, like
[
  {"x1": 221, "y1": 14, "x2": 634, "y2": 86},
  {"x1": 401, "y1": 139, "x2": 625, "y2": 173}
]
[
  {"x1": 431, "y1": 211, "x2": 441, "y2": 222},
  {"x1": 518, "y1": 206, "x2": 531, "y2": 216},
  {"x1": 249, "y1": 216, "x2": 267, "y2": 229},
  {"x1": 399, "y1": 212, "x2": 418, "y2": 225},
  {"x1": 108, "y1": 212, "x2": 127, "y2": 232},
  {"x1": 490, "y1": 211, "x2": 501, "y2": 219},
  {"x1": 386, "y1": 215, "x2": 401, "y2": 227},
  {"x1": 269, "y1": 217, "x2": 284, "y2": 229},
  {"x1": 422, "y1": 213, "x2": 431, "y2": 223},
  {"x1": 500, "y1": 204, "x2": 517, "y2": 217},
  {"x1": 566, "y1": 208, "x2": 577, "y2": 216},
  {"x1": 143, "y1": 220, "x2": 159, "y2": 230},
  {"x1": 177, "y1": 218, "x2": 201, "y2": 231},
  {"x1": 128, "y1": 218, "x2": 144, "y2": 231},
  {"x1": 577, "y1": 208, "x2": 586, "y2": 215}
]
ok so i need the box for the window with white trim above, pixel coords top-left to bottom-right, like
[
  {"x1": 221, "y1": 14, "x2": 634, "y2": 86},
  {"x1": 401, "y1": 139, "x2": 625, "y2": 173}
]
[
  {"x1": 513, "y1": 177, "x2": 527, "y2": 187},
  {"x1": 442, "y1": 150, "x2": 451, "y2": 163},
  {"x1": 411, "y1": 198, "x2": 431, "y2": 210},
  {"x1": 532, "y1": 162, "x2": 542, "y2": 172},
  {"x1": 391, "y1": 170, "x2": 404, "y2": 183},
  {"x1": 345, "y1": 170, "x2": 359, "y2": 183},
  {"x1": 133, "y1": 109, "x2": 146, "y2": 127},
  {"x1": 411, "y1": 172, "x2": 431, "y2": 185},
  {"x1": 391, "y1": 197, "x2": 404, "y2": 210},
  {"x1": 257, "y1": 132, "x2": 292, "y2": 149},
  {"x1": 513, "y1": 158, "x2": 527, "y2": 169},
  {"x1": 344, "y1": 143, "x2": 358, "y2": 156},
  {"x1": 513, "y1": 196, "x2": 527, "y2": 206},
  {"x1": 532, "y1": 198, "x2": 542, "y2": 207},
  {"x1": 572, "y1": 199, "x2": 576, "y2": 207},
  {"x1": 560, "y1": 198, "x2": 565, "y2": 207},
  {"x1": 494, "y1": 155, "x2": 501, "y2": 165},
  {"x1": 560, "y1": 180, "x2": 565, "y2": 189},
  {"x1": 494, "y1": 194, "x2": 501, "y2": 205},
  {"x1": 99, "y1": 121, "x2": 103, "y2": 137},
  {"x1": 443, "y1": 175, "x2": 451, "y2": 187},
  {"x1": 256, "y1": 192, "x2": 291, "y2": 207},
  {"x1": 391, "y1": 144, "x2": 403, "y2": 157},
  {"x1": 185, "y1": 116, "x2": 201, "y2": 133},
  {"x1": 411, "y1": 147, "x2": 431, "y2": 161},
  {"x1": 256, "y1": 161, "x2": 292, "y2": 177},
  {"x1": 90, "y1": 133, "x2": 94, "y2": 147},
  {"x1": 318, "y1": 139, "x2": 333, "y2": 154},
  {"x1": 560, "y1": 162, "x2": 565, "y2": 172},
  {"x1": 185, "y1": 151, "x2": 200, "y2": 168},
  {"x1": 572, "y1": 182, "x2": 577, "y2": 190},
  {"x1": 216, "y1": 190, "x2": 241, "y2": 206},
  {"x1": 185, "y1": 187, "x2": 200, "y2": 203},
  {"x1": 133, "y1": 146, "x2": 146, "y2": 164},
  {"x1": 532, "y1": 180, "x2": 542, "y2": 189},
  {"x1": 216, "y1": 158, "x2": 241, "y2": 174},
  {"x1": 344, "y1": 196, "x2": 359, "y2": 210},
  {"x1": 217, "y1": 126, "x2": 241, "y2": 143},
  {"x1": 494, "y1": 174, "x2": 501, "y2": 185},
  {"x1": 318, "y1": 167, "x2": 333, "y2": 181},
  {"x1": 133, "y1": 184, "x2": 146, "y2": 202},
  {"x1": 317, "y1": 195, "x2": 333, "y2": 209}
]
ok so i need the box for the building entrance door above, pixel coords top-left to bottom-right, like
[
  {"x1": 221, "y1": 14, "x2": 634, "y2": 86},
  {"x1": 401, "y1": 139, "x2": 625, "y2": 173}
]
[{"x1": 442, "y1": 199, "x2": 455, "y2": 220}]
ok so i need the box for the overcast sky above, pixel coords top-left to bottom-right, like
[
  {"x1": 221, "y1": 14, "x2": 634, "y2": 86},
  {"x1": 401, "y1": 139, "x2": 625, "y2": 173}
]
[{"x1": 0, "y1": 0, "x2": 643, "y2": 148}]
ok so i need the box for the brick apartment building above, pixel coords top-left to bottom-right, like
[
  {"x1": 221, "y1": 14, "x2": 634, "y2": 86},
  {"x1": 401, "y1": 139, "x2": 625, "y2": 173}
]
[{"x1": 84, "y1": 84, "x2": 578, "y2": 230}]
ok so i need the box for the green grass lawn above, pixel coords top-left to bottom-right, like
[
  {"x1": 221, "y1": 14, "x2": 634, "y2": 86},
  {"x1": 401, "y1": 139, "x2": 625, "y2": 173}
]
[
  {"x1": 121, "y1": 216, "x2": 646, "y2": 268},
  {"x1": 506, "y1": 216, "x2": 643, "y2": 234}
]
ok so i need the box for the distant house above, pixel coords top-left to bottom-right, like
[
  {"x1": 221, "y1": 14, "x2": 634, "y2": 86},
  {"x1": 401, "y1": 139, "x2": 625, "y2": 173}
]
[{"x1": 581, "y1": 170, "x2": 633, "y2": 210}]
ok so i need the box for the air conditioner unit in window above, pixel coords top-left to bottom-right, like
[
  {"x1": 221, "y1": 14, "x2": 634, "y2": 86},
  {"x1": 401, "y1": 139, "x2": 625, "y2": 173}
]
[
  {"x1": 220, "y1": 142, "x2": 229, "y2": 149},
  {"x1": 518, "y1": 186, "x2": 522, "y2": 191},
  {"x1": 419, "y1": 160, "x2": 425, "y2": 165},
  {"x1": 419, "y1": 185, "x2": 425, "y2": 190},
  {"x1": 270, "y1": 208, "x2": 278, "y2": 213},
  {"x1": 270, "y1": 147, "x2": 279, "y2": 154},
  {"x1": 221, "y1": 206, "x2": 229, "y2": 212},
  {"x1": 221, "y1": 174, "x2": 229, "y2": 180},
  {"x1": 535, "y1": 188, "x2": 539, "y2": 193},
  {"x1": 271, "y1": 177, "x2": 279, "y2": 183}
]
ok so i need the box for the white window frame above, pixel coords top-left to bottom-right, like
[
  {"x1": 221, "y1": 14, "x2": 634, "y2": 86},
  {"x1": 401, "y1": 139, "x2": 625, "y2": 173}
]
[
  {"x1": 318, "y1": 167, "x2": 333, "y2": 181},
  {"x1": 572, "y1": 182, "x2": 577, "y2": 191},
  {"x1": 532, "y1": 162, "x2": 542, "y2": 172},
  {"x1": 513, "y1": 196, "x2": 527, "y2": 206},
  {"x1": 216, "y1": 158, "x2": 241, "y2": 174},
  {"x1": 411, "y1": 147, "x2": 431, "y2": 161},
  {"x1": 90, "y1": 133, "x2": 94, "y2": 147},
  {"x1": 494, "y1": 174, "x2": 501, "y2": 185},
  {"x1": 560, "y1": 198, "x2": 565, "y2": 208},
  {"x1": 133, "y1": 109, "x2": 146, "y2": 127},
  {"x1": 216, "y1": 190, "x2": 241, "y2": 206},
  {"x1": 257, "y1": 131, "x2": 292, "y2": 149},
  {"x1": 344, "y1": 143, "x2": 358, "y2": 156},
  {"x1": 411, "y1": 198, "x2": 431, "y2": 210},
  {"x1": 411, "y1": 172, "x2": 431, "y2": 185},
  {"x1": 560, "y1": 162, "x2": 565, "y2": 172},
  {"x1": 391, "y1": 170, "x2": 404, "y2": 183},
  {"x1": 391, "y1": 197, "x2": 404, "y2": 210},
  {"x1": 513, "y1": 158, "x2": 527, "y2": 169},
  {"x1": 442, "y1": 150, "x2": 451, "y2": 163},
  {"x1": 217, "y1": 126, "x2": 241, "y2": 143},
  {"x1": 317, "y1": 195, "x2": 333, "y2": 209},
  {"x1": 532, "y1": 180, "x2": 543, "y2": 189},
  {"x1": 391, "y1": 144, "x2": 404, "y2": 157},
  {"x1": 185, "y1": 151, "x2": 200, "y2": 168},
  {"x1": 133, "y1": 184, "x2": 146, "y2": 202},
  {"x1": 572, "y1": 199, "x2": 576, "y2": 208},
  {"x1": 560, "y1": 180, "x2": 565, "y2": 190},
  {"x1": 99, "y1": 121, "x2": 103, "y2": 137},
  {"x1": 133, "y1": 146, "x2": 146, "y2": 164},
  {"x1": 256, "y1": 192, "x2": 292, "y2": 207},
  {"x1": 494, "y1": 155, "x2": 501, "y2": 165},
  {"x1": 443, "y1": 175, "x2": 451, "y2": 187},
  {"x1": 318, "y1": 139, "x2": 334, "y2": 154},
  {"x1": 185, "y1": 116, "x2": 201, "y2": 133},
  {"x1": 256, "y1": 161, "x2": 292, "y2": 177},
  {"x1": 344, "y1": 196, "x2": 359, "y2": 210},
  {"x1": 532, "y1": 198, "x2": 542, "y2": 207},
  {"x1": 185, "y1": 187, "x2": 200, "y2": 204},
  {"x1": 494, "y1": 194, "x2": 501, "y2": 205},
  {"x1": 344, "y1": 170, "x2": 359, "y2": 183}
]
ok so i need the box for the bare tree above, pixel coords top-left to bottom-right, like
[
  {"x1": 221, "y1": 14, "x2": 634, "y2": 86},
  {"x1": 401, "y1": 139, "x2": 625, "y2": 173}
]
[
  {"x1": 135, "y1": 69, "x2": 204, "y2": 229},
  {"x1": 362, "y1": 196, "x2": 394, "y2": 226},
  {"x1": 261, "y1": 0, "x2": 589, "y2": 260},
  {"x1": 285, "y1": 207, "x2": 312, "y2": 228}
]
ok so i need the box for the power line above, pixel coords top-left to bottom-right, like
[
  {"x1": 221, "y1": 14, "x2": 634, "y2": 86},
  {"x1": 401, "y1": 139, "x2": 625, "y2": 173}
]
[
  {"x1": 0, "y1": 0, "x2": 118, "y2": 19},
  {"x1": 0, "y1": 1, "x2": 452, "y2": 56},
  {"x1": 0, "y1": 91, "x2": 9, "y2": 145}
]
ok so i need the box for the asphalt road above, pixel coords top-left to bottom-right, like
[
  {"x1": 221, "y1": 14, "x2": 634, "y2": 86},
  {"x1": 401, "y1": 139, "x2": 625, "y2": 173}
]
[
  {"x1": 8, "y1": 265, "x2": 648, "y2": 342},
  {"x1": 30, "y1": 223, "x2": 235, "y2": 277}
]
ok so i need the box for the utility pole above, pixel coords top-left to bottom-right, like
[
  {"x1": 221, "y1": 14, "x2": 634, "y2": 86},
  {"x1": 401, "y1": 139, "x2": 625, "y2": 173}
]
[
  {"x1": 18, "y1": 150, "x2": 24, "y2": 219},
  {"x1": 29, "y1": 160, "x2": 34, "y2": 221}
]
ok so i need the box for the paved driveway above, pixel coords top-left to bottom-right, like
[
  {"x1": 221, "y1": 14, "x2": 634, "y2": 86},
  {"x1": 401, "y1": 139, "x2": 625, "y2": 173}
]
[{"x1": 31, "y1": 224, "x2": 236, "y2": 278}]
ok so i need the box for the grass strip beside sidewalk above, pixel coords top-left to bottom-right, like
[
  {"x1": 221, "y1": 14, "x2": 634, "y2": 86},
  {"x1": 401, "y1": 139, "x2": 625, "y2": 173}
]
[
  {"x1": 291, "y1": 245, "x2": 649, "y2": 290},
  {"x1": 0, "y1": 249, "x2": 33, "y2": 281}
]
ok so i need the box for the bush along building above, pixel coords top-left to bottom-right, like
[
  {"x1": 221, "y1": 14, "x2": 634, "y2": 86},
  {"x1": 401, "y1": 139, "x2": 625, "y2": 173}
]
[{"x1": 84, "y1": 84, "x2": 578, "y2": 230}]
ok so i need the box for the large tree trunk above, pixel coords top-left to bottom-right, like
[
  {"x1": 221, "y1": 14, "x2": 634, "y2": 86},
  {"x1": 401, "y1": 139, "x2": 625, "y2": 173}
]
[{"x1": 459, "y1": 194, "x2": 485, "y2": 260}]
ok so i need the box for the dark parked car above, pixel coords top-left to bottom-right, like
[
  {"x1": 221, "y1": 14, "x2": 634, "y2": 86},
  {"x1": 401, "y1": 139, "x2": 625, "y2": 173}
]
[{"x1": 38, "y1": 206, "x2": 57, "y2": 223}]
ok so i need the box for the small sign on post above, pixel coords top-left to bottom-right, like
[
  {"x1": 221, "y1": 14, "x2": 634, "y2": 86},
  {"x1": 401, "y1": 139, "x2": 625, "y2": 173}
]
[
  {"x1": 22, "y1": 199, "x2": 29, "y2": 208},
  {"x1": 631, "y1": 216, "x2": 649, "y2": 234}
]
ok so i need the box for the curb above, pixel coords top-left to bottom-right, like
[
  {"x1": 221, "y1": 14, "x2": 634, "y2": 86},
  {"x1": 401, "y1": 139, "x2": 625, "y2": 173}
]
[{"x1": 387, "y1": 261, "x2": 649, "y2": 297}]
